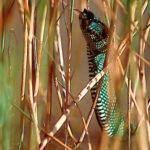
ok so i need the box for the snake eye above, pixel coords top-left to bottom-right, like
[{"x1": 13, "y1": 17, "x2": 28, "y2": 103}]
[{"x1": 87, "y1": 11, "x2": 94, "y2": 20}]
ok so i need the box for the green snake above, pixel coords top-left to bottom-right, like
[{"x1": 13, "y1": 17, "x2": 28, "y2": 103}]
[{"x1": 79, "y1": 9, "x2": 125, "y2": 137}]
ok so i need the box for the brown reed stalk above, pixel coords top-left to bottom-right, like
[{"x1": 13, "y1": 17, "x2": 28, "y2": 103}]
[
  {"x1": 53, "y1": 74, "x2": 63, "y2": 110},
  {"x1": 103, "y1": 0, "x2": 118, "y2": 128},
  {"x1": 46, "y1": 0, "x2": 59, "y2": 131},
  {"x1": 82, "y1": 120, "x2": 92, "y2": 150},
  {"x1": 0, "y1": 0, "x2": 3, "y2": 42},
  {"x1": 138, "y1": 1, "x2": 150, "y2": 148},
  {"x1": 98, "y1": 131, "x2": 110, "y2": 150},
  {"x1": 55, "y1": 13, "x2": 66, "y2": 107},
  {"x1": 16, "y1": 1, "x2": 27, "y2": 149},
  {"x1": 66, "y1": 0, "x2": 72, "y2": 109},
  {"x1": 103, "y1": 0, "x2": 118, "y2": 67},
  {"x1": 134, "y1": 51, "x2": 150, "y2": 67},
  {"x1": 34, "y1": 0, "x2": 48, "y2": 97},
  {"x1": 41, "y1": 129, "x2": 73, "y2": 150},
  {"x1": 24, "y1": 0, "x2": 30, "y2": 16},
  {"x1": 17, "y1": 1, "x2": 29, "y2": 149},
  {"x1": 39, "y1": 0, "x2": 59, "y2": 149},
  {"x1": 81, "y1": 0, "x2": 88, "y2": 10},
  {"x1": 19, "y1": 19, "x2": 28, "y2": 150},
  {"x1": 45, "y1": 62, "x2": 53, "y2": 131},
  {"x1": 127, "y1": 2, "x2": 137, "y2": 149},
  {"x1": 111, "y1": 31, "x2": 143, "y2": 118},
  {"x1": 64, "y1": 0, "x2": 74, "y2": 147},
  {"x1": 54, "y1": 22, "x2": 78, "y2": 143},
  {"x1": 98, "y1": 1, "x2": 118, "y2": 149},
  {"x1": 26, "y1": 1, "x2": 40, "y2": 149},
  {"x1": 141, "y1": 15, "x2": 150, "y2": 118},
  {"x1": 115, "y1": 0, "x2": 127, "y2": 14},
  {"x1": 142, "y1": 0, "x2": 148, "y2": 14},
  {"x1": 16, "y1": 0, "x2": 24, "y2": 24},
  {"x1": 117, "y1": 57, "x2": 142, "y2": 116},
  {"x1": 128, "y1": 79, "x2": 131, "y2": 150}
]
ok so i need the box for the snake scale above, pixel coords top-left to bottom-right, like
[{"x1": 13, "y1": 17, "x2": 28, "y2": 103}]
[{"x1": 79, "y1": 9, "x2": 125, "y2": 137}]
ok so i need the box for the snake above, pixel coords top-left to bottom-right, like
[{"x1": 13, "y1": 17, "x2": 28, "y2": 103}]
[{"x1": 79, "y1": 9, "x2": 125, "y2": 137}]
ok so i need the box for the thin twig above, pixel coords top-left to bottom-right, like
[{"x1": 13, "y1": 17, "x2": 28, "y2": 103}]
[{"x1": 41, "y1": 129, "x2": 73, "y2": 150}]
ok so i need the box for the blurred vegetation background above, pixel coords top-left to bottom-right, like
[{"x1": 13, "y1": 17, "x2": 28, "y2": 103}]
[{"x1": 0, "y1": 0, "x2": 150, "y2": 150}]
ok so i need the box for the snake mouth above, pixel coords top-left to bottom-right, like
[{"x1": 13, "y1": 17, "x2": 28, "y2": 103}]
[
  {"x1": 79, "y1": 9, "x2": 89, "y2": 29},
  {"x1": 79, "y1": 9, "x2": 89, "y2": 20},
  {"x1": 79, "y1": 10, "x2": 85, "y2": 21},
  {"x1": 79, "y1": 9, "x2": 95, "y2": 20}
]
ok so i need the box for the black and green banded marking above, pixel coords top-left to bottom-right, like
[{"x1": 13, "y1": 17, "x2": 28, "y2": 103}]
[{"x1": 79, "y1": 9, "x2": 125, "y2": 137}]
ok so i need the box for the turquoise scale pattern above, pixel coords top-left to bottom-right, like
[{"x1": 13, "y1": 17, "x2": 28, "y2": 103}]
[
  {"x1": 94, "y1": 54, "x2": 124, "y2": 136},
  {"x1": 79, "y1": 9, "x2": 125, "y2": 137}
]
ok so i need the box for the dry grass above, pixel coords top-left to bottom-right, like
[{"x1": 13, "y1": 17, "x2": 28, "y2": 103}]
[{"x1": 0, "y1": 0, "x2": 150, "y2": 150}]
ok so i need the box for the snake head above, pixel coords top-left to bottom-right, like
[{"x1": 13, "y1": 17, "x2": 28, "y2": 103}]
[{"x1": 79, "y1": 9, "x2": 109, "y2": 52}]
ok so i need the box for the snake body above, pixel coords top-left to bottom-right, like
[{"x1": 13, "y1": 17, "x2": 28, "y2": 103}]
[{"x1": 79, "y1": 9, "x2": 125, "y2": 137}]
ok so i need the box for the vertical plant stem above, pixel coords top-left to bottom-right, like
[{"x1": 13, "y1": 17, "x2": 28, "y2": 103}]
[
  {"x1": 66, "y1": 0, "x2": 72, "y2": 109},
  {"x1": 55, "y1": 13, "x2": 66, "y2": 106},
  {"x1": 27, "y1": 0, "x2": 40, "y2": 149},
  {"x1": 53, "y1": 74, "x2": 63, "y2": 110},
  {"x1": 20, "y1": 18, "x2": 28, "y2": 150},
  {"x1": 45, "y1": 0, "x2": 59, "y2": 131},
  {"x1": 16, "y1": 0, "x2": 24, "y2": 24},
  {"x1": 86, "y1": 0, "x2": 90, "y2": 9},
  {"x1": 142, "y1": 16, "x2": 150, "y2": 147},
  {"x1": 39, "y1": 1, "x2": 59, "y2": 149},
  {"x1": 34, "y1": 0, "x2": 48, "y2": 97},
  {"x1": 104, "y1": 0, "x2": 118, "y2": 67},
  {"x1": 46, "y1": 61, "x2": 53, "y2": 131},
  {"x1": 128, "y1": 79, "x2": 131, "y2": 150},
  {"x1": 102, "y1": 0, "x2": 110, "y2": 27},
  {"x1": 65, "y1": 1, "x2": 74, "y2": 147},
  {"x1": 0, "y1": 0, "x2": 3, "y2": 45},
  {"x1": 65, "y1": 0, "x2": 71, "y2": 147},
  {"x1": 81, "y1": 0, "x2": 87, "y2": 9},
  {"x1": 0, "y1": 0, "x2": 4, "y2": 63},
  {"x1": 139, "y1": 1, "x2": 150, "y2": 147},
  {"x1": 102, "y1": 0, "x2": 118, "y2": 112},
  {"x1": 17, "y1": 1, "x2": 29, "y2": 149},
  {"x1": 24, "y1": 0, "x2": 30, "y2": 16}
]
